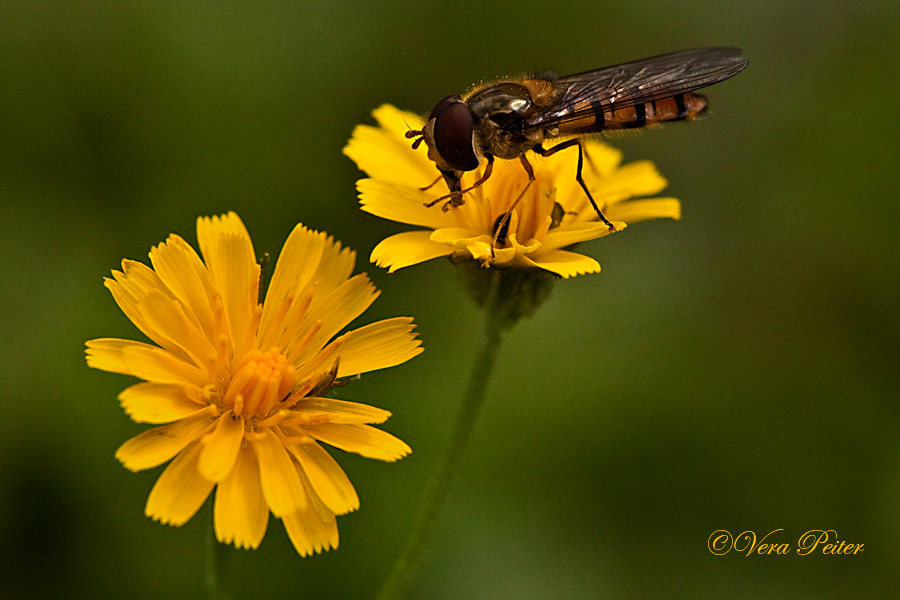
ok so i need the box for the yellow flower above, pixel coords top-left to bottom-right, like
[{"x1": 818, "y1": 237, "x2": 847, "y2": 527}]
[
  {"x1": 86, "y1": 213, "x2": 422, "y2": 556},
  {"x1": 344, "y1": 104, "x2": 682, "y2": 278}
]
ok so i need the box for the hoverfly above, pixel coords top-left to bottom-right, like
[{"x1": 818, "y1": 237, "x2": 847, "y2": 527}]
[{"x1": 406, "y1": 47, "x2": 748, "y2": 230}]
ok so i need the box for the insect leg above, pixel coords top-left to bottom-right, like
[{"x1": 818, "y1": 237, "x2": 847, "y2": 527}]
[
  {"x1": 420, "y1": 174, "x2": 443, "y2": 192},
  {"x1": 424, "y1": 155, "x2": 496, "y2": 211},
  {"x1": 518, "y1": 152, "x2": 536, "y2": 180},
  {"x1": 534, "y1": 141, "x2": 616, "y2": 231},
  {"x1": 424, "y1": 170, "x2": 462, "y2": 208},
  {"x1": 490, "y1": 154, "x2": 536, "y2": 253}
]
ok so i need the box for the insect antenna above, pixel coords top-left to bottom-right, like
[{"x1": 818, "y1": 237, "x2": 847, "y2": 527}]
[
  {"x1": 404, "y1": 129, "x2": 424, "y2": 149},
  {"x1": 402, "y1": 115, "x2": 426, "y2": 149}
]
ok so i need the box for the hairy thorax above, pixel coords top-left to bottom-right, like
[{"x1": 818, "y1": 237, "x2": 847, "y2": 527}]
[{"x1": 465, "y1": 82, "x2": 546, "y2": 160}]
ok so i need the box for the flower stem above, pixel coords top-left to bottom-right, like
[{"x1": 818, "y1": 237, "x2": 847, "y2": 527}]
[
  {"x1": 374, "y1": 270, "x2": 509, "y2": 600},
  {"x1": 205, "y1": 500, "x2": 230, "y2": 600}
]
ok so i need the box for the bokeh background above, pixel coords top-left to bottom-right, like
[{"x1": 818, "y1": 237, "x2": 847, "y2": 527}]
[{"x1": 2, "y1": 1, "x2": 899, "y2": 598}]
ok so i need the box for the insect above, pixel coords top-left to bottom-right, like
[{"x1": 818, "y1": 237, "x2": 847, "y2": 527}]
[{"x1": 406, "y1": 47, "x2": 748, "y2": 230}]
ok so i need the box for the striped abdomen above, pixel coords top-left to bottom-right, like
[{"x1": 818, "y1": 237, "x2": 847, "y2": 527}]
[{"x1": 558, "y1": 93, "x2": 708, "y2": 135}]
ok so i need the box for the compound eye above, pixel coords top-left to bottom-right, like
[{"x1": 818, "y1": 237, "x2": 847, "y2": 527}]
[
  {"x1": 429, "y1": 95, "x2": 460, "y2": 120},
  {"x1": 431, "y1": 97, "x2": 479, "y2": 171}
]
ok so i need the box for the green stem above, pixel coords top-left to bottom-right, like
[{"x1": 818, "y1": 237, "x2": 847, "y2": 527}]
[
  {"x1": 205, "y1": 500, "x2": 230, "y2": 600},
  {"x1": 375, "y1": 271, "x2": 508, "y2": 600}
]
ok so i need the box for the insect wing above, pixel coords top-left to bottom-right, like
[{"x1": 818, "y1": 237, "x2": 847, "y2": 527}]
[{"x1": 525, "y1": 47, "x2": 748, "y2": 131}]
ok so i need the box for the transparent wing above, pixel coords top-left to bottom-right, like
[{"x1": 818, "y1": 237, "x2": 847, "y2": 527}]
[{"x1": 526, "y1": 47, "x2": 748, "y2": 131}]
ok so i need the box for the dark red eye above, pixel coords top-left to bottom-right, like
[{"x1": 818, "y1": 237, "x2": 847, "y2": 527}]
[
  {"x1": 428, "y1": 95, "x2": 460, "y2": 121},
  {"x1": 430, "y1": 96, "x2": 479, "y2": 171}
]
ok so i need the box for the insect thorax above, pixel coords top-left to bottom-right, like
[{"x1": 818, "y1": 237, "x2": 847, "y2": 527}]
[{"x1": 467, "y1": 82, "x2": 544, "y2": 159}]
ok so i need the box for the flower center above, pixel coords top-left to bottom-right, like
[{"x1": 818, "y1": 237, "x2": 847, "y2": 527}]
[{"x1": 222, "y1": 348, "x2": 297, "y2": 419}]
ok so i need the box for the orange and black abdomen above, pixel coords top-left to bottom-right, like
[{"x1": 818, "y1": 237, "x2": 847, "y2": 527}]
[{"x1": 559, "y1": 92, "x2": 708, "y2": 135}]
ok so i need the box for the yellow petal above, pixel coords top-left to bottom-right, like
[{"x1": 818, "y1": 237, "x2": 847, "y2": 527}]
[
  {"x1": 145, "y1": 441, "x2": 215, "y2": 526},
  {"x1": 287, "y1": 442, "x2": 359, "y2": 515},
  {"x1": 85, "y1": 338, "x2": 130, "y2": 374},
  {"x1": 371, "y1": 104, "x2": 425, "y2": 140},
  {"x1": 554, "y1": 149, "x2": 664, "y2": 219},
  {"x1": 430, "y1": 227, "x2": 489, "y2": 248},
  {"x1": 195, "y1": 213, "x2": 259, "y2": 356},
  {"x1": 118, "y1": 382, "x2": 207, "y2": 424},
  {"x1": 196, "y1": 212, "x2": 254, "y2": 276},
  {"x1": 468, "y1": 241, "x2": 514, "y2": 264},
  {"x1": 86, "y1": 338, "x2": 208, "y2": 387},
  {"x1": 258, "y1": 228, "x2": 360, "y2": 356},
  {"x1": 541, "y1": 221, "x2": 625, "y2": 251},
  {"x1": 304, "y1": 423, "x2": 410, "y2": 462},
  {"x1": 198, "y1": 410, "x2": 245, "y2": 482},
  {"x1": 129, "y1": 287, "x2": 216, "y2": 373},
  {"x1": 343, "y1": 106, "x2": 435, "y2": 186},
  {"x1": 251, "y1": 428, "x2": 307, "y2": 516},
  {"x1": 333, "y1": 317, "x2": 423, "y2": 376},
  {"x1": 215, "y1": 444, "x2": 269, "y2": 549},
  {"x1": 105, "y1": 260, "x2": 179, "y2": 349},
  {"x1": 593, "y1": 160, "x2": 668, "y2": 204},
  {"x1": 259, "y1": 224, "x2": 328, "y2": 339},
  {"x1": 507, "y1": 232, "x2": 542, "y2": 256},
  {"x1": 370, "y1": 231, "x2": 454, "y2": 273},
  {"x1": 116, "y1": 411, "x2": 216, "y2": 471},
  {"x1": 211, "y1": 232, "x2": 259, "y2": 358},
  {"x1": 281, "y1": 469, "x2": 339, "y2": 556},
  {"x1": 581, "y1": 141, "x2": 624, "y2": 177},
  {"x1": 523, "y1": 248, "x2": 602, "y2": 278},
  {"x1": 118, "y1": 341, "x2": 209, "y2": 387},
  {"x1": 148, "y1": 234, "x2": 217, "y2": 342},
  {"x1": 274, "y1": 228, "x2": 356, "y2": 318},
  {"x1": 291, "y1": 274, "x2": 379, "y2": 366},
  {"x1": 292, "y1": 398, "x2": 392, "y2": 425},
  {"x1": 357, "y1": 178, "x2": 452, "y2": 230},
  {"x1": 302, "y1": 233, "x2": 357, "y2": 300},
  {"x1": 605, "y1": 197, "x2": 681, "y2": 223}
]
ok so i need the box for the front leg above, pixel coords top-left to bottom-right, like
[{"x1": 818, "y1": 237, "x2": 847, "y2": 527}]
[
  {"x1": 423, "y1": 156, "x2": 496, "y2": 211},
  {"x1": 423, "y1": 169, "x2": 463, "y2": 208}
]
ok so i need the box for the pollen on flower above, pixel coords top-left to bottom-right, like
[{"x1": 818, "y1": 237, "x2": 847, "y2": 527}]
[{"x1": 223, "y1": 348, "x2": 297, "y2": 419}]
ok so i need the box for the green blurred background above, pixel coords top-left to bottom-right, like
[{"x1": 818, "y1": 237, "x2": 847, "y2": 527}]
[{"x1": 2, "y1": 1, "x2": 899, "y2": 598}]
